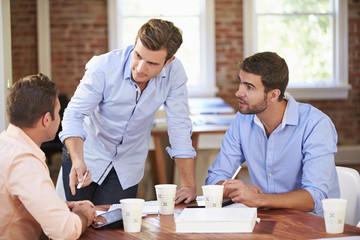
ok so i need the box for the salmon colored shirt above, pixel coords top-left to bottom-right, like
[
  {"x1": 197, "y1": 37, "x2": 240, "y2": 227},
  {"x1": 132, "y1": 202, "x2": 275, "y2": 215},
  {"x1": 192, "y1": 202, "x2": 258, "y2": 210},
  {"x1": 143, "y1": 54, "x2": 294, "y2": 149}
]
[{"x1": 0, "y1": 124, "x2": 82, "y2": 240}]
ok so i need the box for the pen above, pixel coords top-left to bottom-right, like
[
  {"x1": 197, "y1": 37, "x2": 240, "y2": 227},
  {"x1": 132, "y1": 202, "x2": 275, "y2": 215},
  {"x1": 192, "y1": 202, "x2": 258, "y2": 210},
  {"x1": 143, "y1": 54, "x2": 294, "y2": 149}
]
[
  {"x1": 77, "y1": 171, "x2": 88, "y2": 189},
  {"x1": 231, "y1": 165, "x2": 242, "y2": 179}
]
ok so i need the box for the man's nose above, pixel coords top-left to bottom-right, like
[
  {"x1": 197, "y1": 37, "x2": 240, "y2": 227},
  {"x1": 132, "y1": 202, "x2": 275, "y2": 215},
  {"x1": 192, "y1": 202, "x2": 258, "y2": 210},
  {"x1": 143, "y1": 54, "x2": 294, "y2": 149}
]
[
  {"x1": 235, "y1": 85, "x2": 245, "y2": 98},
  {"x1": 136, "y1": 60, "x2": 146, "y2": 72}
]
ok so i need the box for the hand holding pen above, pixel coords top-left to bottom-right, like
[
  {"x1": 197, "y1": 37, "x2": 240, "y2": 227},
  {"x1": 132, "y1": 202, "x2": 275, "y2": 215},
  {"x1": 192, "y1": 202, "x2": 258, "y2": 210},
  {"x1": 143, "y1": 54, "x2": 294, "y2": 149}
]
[{"x1": 77, "y1": 171, "x2": 89, "y2": 189}]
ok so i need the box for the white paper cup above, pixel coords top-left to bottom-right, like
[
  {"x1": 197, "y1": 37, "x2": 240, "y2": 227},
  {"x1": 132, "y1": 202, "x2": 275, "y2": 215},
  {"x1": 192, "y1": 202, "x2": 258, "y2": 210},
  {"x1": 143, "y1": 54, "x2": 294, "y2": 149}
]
[
  {"x1": 120, "y1": 198, "x2": 144, "y2": 232},
  {"x1": 322, "y1": 198, "x2": 347, "y2": 234},
  {"x1": 155, "y1": 184, "x2": 177, "y2": 215},
  {"x1": 202, "y1": 185, "x2": 224, "y2": 208}
]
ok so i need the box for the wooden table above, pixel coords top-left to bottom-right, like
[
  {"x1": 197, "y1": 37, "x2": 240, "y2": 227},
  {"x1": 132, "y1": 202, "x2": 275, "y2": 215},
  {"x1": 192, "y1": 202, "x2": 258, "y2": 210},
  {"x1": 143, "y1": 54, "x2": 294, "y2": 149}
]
[{"x1": 79, "y1": 204, "x2": 360, "y2": 239}]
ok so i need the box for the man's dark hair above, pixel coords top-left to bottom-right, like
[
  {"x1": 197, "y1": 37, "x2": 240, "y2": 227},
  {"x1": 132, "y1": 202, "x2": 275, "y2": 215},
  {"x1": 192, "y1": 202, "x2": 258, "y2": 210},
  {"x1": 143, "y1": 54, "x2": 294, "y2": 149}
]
[
  {"x1": 239, "y1": 52, "x2": 289, "y2": 101},
  {"x1": 6, "y1": 73, "x2": 58, "y2": 128}
]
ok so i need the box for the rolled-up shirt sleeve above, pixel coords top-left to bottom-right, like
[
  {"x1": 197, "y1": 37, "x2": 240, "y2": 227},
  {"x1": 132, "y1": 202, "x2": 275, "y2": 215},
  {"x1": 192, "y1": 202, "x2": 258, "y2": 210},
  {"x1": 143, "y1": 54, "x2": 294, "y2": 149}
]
[
  {"x1": 164, "y1": 60, "x2": 196, "y2": 159},
  {"x1": 301, "y1": 115, "x2": 339, "y2": 215}
]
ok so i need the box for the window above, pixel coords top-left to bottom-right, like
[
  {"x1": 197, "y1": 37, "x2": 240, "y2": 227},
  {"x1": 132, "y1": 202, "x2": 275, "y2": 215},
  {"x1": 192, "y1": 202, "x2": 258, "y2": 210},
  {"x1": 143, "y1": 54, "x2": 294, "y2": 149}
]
[
  {"x1": 243, "y1": 0, "x2": 350, "y2": 100},
  {"x1": 107, "y1": 0, "x2": 216, "y2": 97}
]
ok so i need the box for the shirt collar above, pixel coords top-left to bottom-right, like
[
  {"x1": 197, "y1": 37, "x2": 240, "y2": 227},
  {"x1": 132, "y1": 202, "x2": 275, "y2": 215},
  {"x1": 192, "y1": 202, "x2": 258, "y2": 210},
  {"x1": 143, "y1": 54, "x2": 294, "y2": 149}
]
[
  {"x1": 254, "y1": 92, "x2": 299, "y2": 135},
  {"x1": 6, "y1": 124, "x2": 46, "y2": 163},
  {"x1": 283, "y1": 92, "x2": 299, "y2": 127}
]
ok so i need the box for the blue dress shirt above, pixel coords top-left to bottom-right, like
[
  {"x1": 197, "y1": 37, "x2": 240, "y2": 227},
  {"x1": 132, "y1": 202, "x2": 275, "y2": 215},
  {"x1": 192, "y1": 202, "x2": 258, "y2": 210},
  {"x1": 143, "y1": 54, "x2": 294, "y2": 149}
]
[
  {"x1": 59, "y1": 45, "x2": 196, "y2": 190},
  {"x1": 205, "y1": 94, "x2": 340, "y2": 216}
]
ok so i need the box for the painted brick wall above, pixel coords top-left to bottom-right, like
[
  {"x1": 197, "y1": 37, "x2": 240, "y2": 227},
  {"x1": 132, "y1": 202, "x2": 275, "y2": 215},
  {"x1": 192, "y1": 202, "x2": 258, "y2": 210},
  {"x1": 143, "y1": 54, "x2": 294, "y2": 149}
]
[{"x1": 9, "y1": 0, "x2": 360, "y2": 145}]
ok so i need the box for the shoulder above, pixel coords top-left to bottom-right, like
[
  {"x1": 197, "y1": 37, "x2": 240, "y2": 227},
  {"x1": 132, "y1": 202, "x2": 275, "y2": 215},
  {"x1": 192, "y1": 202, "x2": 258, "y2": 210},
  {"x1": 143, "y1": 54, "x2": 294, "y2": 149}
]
[
  {"x1": 86, "y1": 45, "x2": 133, "y2": 71},
  {"x1": 298, "y1": 102, "x2": 332, "y2": 124},
  {"x1": 295, "y1": 102, "x2": 336, "y2": 139},
  {"x1": 164, "y1": 57, "x2": 186, "y2": 75}
]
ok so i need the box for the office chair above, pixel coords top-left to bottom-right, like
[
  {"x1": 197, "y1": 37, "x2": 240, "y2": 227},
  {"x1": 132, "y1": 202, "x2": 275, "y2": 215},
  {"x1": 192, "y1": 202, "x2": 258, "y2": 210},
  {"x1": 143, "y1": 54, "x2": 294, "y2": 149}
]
[{"x1": 336, "y1": 166, "x2": 360, "y2": 226}]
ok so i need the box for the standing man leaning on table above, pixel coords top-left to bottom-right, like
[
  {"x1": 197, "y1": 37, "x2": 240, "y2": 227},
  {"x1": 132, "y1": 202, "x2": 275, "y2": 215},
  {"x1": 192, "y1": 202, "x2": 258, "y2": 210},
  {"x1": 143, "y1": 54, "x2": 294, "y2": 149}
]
[
  {"x1": 59, "y1": 18, "x2": 197, "y2": 205},
  {"x1": 0, "y1": 74, "x2": 96, "y2": 240},
  {"x1": 206, "y1": 52, "x2": 340, "y2": 216}
]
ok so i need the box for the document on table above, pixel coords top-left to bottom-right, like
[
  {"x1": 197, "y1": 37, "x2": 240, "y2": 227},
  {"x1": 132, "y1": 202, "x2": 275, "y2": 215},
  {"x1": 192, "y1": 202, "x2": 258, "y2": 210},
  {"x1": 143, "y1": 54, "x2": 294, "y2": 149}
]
[
  {"x1": 108, "y1": 200, "x2": 159, "y2": 215},
  {"x1": 175, "y1": 207, "x2": 258, "y2": 233}
]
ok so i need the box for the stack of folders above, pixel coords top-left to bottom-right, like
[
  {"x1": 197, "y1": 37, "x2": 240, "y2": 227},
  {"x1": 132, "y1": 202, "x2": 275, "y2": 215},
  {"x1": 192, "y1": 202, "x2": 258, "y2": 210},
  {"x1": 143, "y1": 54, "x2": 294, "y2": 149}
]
[{"x1": 175, "y1": 206, "x2": 258, "y2": 233}]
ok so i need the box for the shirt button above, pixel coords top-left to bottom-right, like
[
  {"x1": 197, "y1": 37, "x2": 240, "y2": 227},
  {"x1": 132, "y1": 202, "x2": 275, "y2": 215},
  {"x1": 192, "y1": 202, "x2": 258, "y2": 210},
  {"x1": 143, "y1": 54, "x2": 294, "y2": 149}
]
[{"x1": 268, "y1": 173, "x2": 272, "y2": 178}]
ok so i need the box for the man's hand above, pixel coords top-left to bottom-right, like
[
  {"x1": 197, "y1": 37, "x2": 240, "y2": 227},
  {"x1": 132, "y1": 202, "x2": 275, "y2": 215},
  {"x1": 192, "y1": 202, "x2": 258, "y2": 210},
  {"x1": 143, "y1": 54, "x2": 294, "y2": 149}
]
[
  {"x1": 66, "y1": 200, "x2": 95, "y2": 211},
  {"x1": 174, "y1": 158, "x2": 196, "y2": 204},
  {"x1": 71, "y1": 201, "x2": 97, "y2": 228},
  {"x1": 175, "y1": 186, "x2": 196, "y2": 204},
  {"x1": 64, "y1": 137, "x2": 92, "y2": 195},
  {"x1": 69, "y1": 161, "x2": 92, "y2": 195},
  {"x1": 223, "y1": 179, "x2": 264, "y2": 208}
]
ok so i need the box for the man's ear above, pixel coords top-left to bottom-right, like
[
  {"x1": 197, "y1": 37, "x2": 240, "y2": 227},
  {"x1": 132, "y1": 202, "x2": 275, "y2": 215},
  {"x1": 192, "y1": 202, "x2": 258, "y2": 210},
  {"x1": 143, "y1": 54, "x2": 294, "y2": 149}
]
[
  {"x1": 41, "y1": 112, "x2": 52, "y2": 128},
  {"x1": 164, "y1": 56, "x2": 175, "y2": 67},
  {"x1": 268, "y1": 89, "x2": 281, "y2": 103}
]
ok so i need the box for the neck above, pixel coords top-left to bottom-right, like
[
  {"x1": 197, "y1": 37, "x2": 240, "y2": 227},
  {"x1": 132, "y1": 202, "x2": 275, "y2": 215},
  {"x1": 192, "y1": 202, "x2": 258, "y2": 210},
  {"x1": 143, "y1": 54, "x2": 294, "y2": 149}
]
[
  {"x1": 134, "y1": 81, "x2": 148, "y2": 91},
  {"x1": 21, "y1": 127, "x2": 43, "y2": 147},
  {"x1": 257, "y1": 100, "x2": 287, "y2": 137}
]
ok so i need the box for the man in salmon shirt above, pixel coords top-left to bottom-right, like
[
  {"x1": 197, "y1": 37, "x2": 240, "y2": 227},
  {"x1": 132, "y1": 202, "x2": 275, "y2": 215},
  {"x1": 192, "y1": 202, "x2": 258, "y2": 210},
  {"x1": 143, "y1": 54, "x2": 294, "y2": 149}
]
[{"x1": 0, "y1": 74, "x2": 96, "y2": 239}]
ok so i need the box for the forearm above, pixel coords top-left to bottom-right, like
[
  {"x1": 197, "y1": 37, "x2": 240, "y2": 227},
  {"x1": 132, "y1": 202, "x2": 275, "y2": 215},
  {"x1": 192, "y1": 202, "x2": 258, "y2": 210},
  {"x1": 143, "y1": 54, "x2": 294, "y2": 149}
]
[
  {"x1": 258, "y1": 189, "x2": 314, "y2": 212},
  {"x1": 72, "y1": 202, "x2": 96, "y2": 234},
  {"x1": 64, "y1": 137, "x2": 84, "y2": 164},
  {"x1": 76, "y1": 212, "x2": 90, "y2": 234},
  {"x1": 174, "y1": 158, "x2": 196, "y2": 190}
]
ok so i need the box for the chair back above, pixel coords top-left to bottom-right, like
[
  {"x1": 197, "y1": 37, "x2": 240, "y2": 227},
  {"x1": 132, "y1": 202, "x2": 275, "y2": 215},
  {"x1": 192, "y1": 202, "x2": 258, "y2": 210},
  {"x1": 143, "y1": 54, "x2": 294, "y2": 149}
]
[
  {"x1": 336, "y1": 166, "x2": 360, "y2": 226},
  {"x1": 56, "y1": 167, "x2": 66, "y2": 201}
]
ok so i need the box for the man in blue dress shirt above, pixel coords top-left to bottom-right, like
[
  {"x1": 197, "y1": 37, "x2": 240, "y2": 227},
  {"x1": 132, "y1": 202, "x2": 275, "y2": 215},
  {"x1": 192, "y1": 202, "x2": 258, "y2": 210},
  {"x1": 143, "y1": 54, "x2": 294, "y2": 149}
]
[
  {"x1": 206, "y1": 52, "x2": 340, "y2": 216},
  {"x1": 59, "y1": 19, "x2": 196, "y2": 205}
]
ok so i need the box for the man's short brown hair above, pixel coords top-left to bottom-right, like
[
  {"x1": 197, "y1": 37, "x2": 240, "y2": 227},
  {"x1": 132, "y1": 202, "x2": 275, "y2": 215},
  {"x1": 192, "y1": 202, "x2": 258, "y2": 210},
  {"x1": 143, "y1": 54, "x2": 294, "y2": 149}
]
[
  {"x1": 239, "y1": 52, "x2": 289, "y2": 101},
  {"x1": 6, "y1": 73, "x2": 58, "y2": 128},
  {"x1": 136, "y1": 18, "x2": 183, "y2": 62}
]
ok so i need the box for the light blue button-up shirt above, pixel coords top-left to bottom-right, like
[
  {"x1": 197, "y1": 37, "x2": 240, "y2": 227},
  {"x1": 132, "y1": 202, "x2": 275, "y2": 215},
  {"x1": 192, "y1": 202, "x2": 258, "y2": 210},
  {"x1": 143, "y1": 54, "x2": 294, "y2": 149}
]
[
  {"x1": 205, "y1": 94, "x2": 339, "y2": 216},
  {"x1": 59, "y1": 45, "x2": 196, "y2": 189}
]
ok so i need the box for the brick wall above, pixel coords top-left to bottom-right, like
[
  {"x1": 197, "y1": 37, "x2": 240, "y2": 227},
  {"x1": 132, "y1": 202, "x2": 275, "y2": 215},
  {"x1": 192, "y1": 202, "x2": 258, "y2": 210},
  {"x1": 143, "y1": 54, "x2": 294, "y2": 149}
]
[
  {"x1": 10, "y1": 0, "x2": 38, "y2": 83},
  {"x1": 49, "y1": 0, "x2": 108, "y2": 96},
  {"x1": 10, "y1": 0, "x2": 360, "y2": 145},
  {"x1": 215, "y1": 0, "x2": 243, "y2": 106}
]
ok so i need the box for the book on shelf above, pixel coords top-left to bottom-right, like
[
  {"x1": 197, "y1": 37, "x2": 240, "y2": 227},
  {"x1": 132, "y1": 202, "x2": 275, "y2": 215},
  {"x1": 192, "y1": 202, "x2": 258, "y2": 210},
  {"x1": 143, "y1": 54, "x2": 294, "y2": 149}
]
[{"x1": 175, "y1": 207, "x2": 257, "y2": 233}]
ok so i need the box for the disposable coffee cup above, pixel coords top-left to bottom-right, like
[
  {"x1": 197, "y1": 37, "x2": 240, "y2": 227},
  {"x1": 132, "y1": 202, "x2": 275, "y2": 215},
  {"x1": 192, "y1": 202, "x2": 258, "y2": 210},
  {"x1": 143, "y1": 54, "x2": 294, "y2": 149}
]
[
  {"x1": 155, "y1": 184, "x2": 177, "y2": 215},
  {"x1": 202, "y1": 185, "x2": 224, "y2": 208},
  {"x1": 120, "y1": 198, "x2": 144, "y2": 232},
  {"x1": 322, "y1": 198, "x2": 347, "y2": 234}
]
